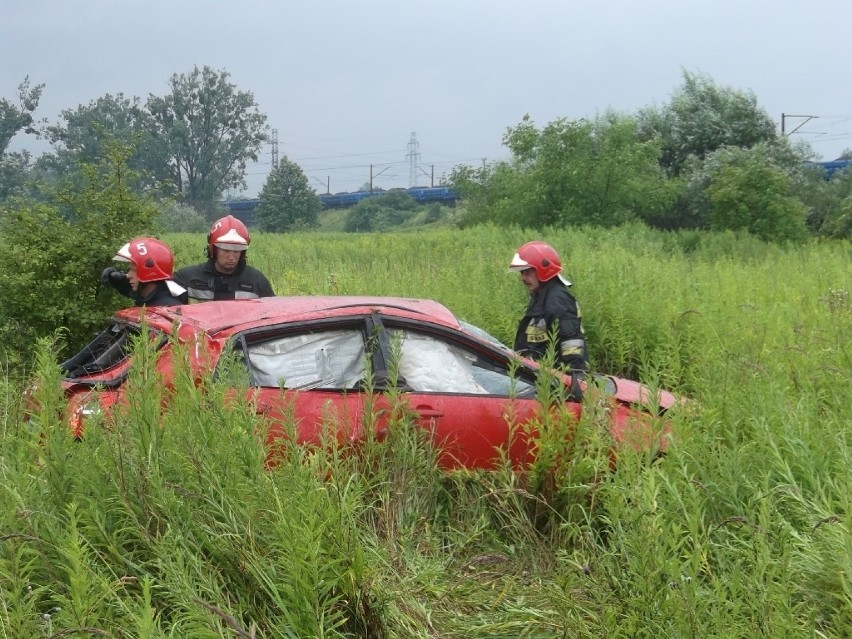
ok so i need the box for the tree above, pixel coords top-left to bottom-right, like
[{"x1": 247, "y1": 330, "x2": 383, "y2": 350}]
[
  {"x1": 0, "y1": 77, "x2": 43, "y2": 154},
  {"x1": 0, "y1": 78, "x2": 44, "y2": 201},
  {"x1": 796, "y1": 162, "x2": 852, "y2": 238},
  {"x1": 702, "y1": 145, "x2": 807, "y2": 241},
  {"x1": 0, "y1": 143, "x2": 161, "y2": 367},
  {"x1": 0, "y1": 152, "x2": 33, "y2": 201},
  {"x1": 450, "y1": 113, "x2": 675, "y2": 229},
  {"x1": 448, "y1": 160, "x2": 516, "y2": 228},
  {"x1": 42, "y1": 94, "x2": 169, "y2": 193},
  {"x1": 146, "y1": 66, "x2": 268, "y2": 213},
  {"x1": 153, "y1": 200, "x2": 209, "y2": 233},
  {"x1": 254, "y1": 157, "x2": 322, "y2": 231},
  {"x1": 637, "y1": 70, "x2": 778, "y2": 177},
  {"x1": 672, "y1": 140, "x2": 808, "y2": 234}
]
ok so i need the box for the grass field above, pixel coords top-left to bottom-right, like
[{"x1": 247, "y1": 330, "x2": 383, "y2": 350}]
[{"x1": 1, "y1": 224, "x2": 849, "y2": 637}]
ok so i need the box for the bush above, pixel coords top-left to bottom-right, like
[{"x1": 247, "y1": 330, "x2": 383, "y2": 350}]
[
  {"x1": 0, "y1": 147, "x2": 160, "y2": 368},
  {"x1": 344, "y1": 196, "x2": 418, "y2": 233},
  {"x1": 153, "y1": 200, "x2": 208, "y2": 233}
]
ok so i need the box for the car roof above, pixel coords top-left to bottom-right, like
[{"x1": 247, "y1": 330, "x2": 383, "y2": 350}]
[{"x1": 114, "y1": 296, "x2": 463, "y2": 336}]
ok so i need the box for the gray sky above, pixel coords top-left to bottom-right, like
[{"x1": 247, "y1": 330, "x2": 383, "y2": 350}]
[{"x1": 4, "y1": 0, "x2": 851, "y2": 197}]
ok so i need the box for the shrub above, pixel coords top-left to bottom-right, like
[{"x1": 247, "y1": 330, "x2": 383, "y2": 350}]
[{"x1": 0, "y1": 146, "x2": 159, "y2": 367}]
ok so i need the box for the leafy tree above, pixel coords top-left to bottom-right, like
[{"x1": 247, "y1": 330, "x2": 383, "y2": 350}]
[
  {"x1": 0, "y1": 77, "x2": 43, "y2": 154},
  {"x1": 0, "y1": 78, "x2": 44, "y2": 201},
  {"x1": 820, "y1": 197, "x2": 852, "y2": 238},
  {"x1": 145, "y1": 66, "x2": 268, "y2": 213},
  {"x1": 0, "y1": 143, "x2": 161, "y2": 367},
  {"x1": 42, "y1": 94, "x2": 170, "y2": 193},
  {"x1": 703, "y1": 146, "x2": 807, "y2": 241},
  {"x1": 448, "y1": 160, "x2": 514, "y2": 228},
  {"x1": 451, "y1": 113, "x2": 675, "y2": 229},
  {"x1": 797, "y1": 163, "x2": 852, "y2": 238},
  {"x1": 343, "y1": 200, "x2": 377, "y2": 232},
  {"x1": 674, "y1": 140, "x2": 808, "y2": 235},
  {"x1": 254, "y1": 157, "x2": 322, "y2": 231},
  {"x1": 378, "y1": 189, "x2": 418, "y2": 211},
  {"x1": 0, "y1": 151, "x2": 33, "y2": 201},
  {"x1": 637, "y1": 70, "x2": 778, "y2": 177}
]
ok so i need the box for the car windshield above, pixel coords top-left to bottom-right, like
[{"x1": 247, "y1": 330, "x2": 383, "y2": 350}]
[
  {"x1": 60, "y1": 322, "x2": 140, "y2": 380},
  {"x1": 459, "y1": 320, "x2": 512, "y2": 350}
]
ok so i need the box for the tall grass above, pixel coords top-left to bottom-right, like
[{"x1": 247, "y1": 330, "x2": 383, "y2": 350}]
[{"x1": 1, "y1": 225, "x2": 849, "y2": 636}]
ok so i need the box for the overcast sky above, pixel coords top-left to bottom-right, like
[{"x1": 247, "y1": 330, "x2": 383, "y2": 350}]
[{"x1": 4, "y1": 0, "x2": 851, "y2": 197}]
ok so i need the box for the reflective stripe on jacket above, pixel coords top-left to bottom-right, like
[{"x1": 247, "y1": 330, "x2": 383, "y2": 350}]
[{"x1": 173, "y1": 260, "x2": 275, "y2": 302}]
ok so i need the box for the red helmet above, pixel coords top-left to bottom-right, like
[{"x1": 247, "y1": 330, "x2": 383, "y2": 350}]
[
  {"x1": 207, "y1": 215, "x2": 250, "y2": 257},
  {"x1": 113, "y1": 237, "x2": 174, "y2": 283},
  {"x1": 508, "y1": 241, "x2": 564, "y2": 282}
]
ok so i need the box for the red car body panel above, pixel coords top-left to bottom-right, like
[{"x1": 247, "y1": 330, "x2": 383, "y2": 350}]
[{"x1": 54, "y1": 297, "x2": 675, "y2": 470}]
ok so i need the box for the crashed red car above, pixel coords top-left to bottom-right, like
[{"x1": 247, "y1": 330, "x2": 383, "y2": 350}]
[{"x1": 55, "y1": 296, "x2": 675, "y2": 469}]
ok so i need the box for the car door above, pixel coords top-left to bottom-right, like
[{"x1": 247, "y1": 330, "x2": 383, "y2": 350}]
[
  {"x1": 382, "y1": 325, "x2": 582, "y2": 470},
  {"x1": 234, "y1": 321, "x2": 374, "y2": 457}
]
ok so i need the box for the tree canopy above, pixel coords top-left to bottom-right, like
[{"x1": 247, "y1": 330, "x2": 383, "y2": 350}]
[
  {"x1": 31, "y1": 66, "x2": 269, "y2": 216},
  {"x1": 343, "y1": 191, "x2": 420, "y2": 232},
  {"x1": 42, "y1": 93, "x2": 168, "y2": 193},
  {"x1": 451, "y1": 112, "x2": 676, "y2": 229},
  {"x1": 145, "y1": 66, "x2": 268, "y2": 213},
  {"x1": 0, "y1": 78, "x2": 44, "y2": 200},
  {"x1": 2, "y1": 67, "x2": 850, "y2": 242},
  {"x1": 637, "y1": 69, "x2": 778, "y2": 177},
  {"x1": 0, "y1": 77, "x2": 43, "y2": 154},
  {"x1": 254, "y1": 157, "x2": 322, "y2": 231}
]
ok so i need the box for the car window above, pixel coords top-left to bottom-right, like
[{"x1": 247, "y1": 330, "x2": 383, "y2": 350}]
[
  {"x1": 386, "y1": 328, "x2": 535, "y2": 396},
  {"x1": 459, "y1": 320, "x2": 512, "y2": 350},
  {"x1": 244, "y1": 328, "x2": 367, "y2": 389},
  {"x1": 60, "y1": 322, "x2": 141, "y2": 380}
]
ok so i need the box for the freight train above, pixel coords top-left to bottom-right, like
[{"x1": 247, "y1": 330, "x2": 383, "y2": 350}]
[
  {"x1": 812, "y1": 159, "x2": 851, "y2": 178},
  {"x1": 224, "y1": 185, "x2": 458, "y2": 216}
]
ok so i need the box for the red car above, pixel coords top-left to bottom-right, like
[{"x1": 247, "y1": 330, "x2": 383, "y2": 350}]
[{"x1": 55, "y1": 296, "x2": 675, "y2": 469}]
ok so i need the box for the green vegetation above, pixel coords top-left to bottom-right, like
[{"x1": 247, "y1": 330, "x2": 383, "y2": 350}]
[
  {"x1": 1, "y1": 63, "x2": 850, "y2": 636},
  {"x1": 5, "y1": 69, "x2": 852, "y2": 243},
  {"x1": 7, "y1": 66, "x2": 267, "y2": 214},
  {"x1": 0, "y1": 145, "x2": 164, "y2": 368},
  {"x1": 449, "y1": 71, "x2": 850, "y2": 239},
  {"x1": 2, "y1": 226, "x2": 849, "y2": 637},
  {"x1": 254, "y1": 156, "x2": 322, "y2": 231}
]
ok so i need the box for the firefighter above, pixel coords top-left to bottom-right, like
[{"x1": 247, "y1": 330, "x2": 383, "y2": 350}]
[
  {"x1": 172, "y1": 215, "x2": 274, "y2": 302},
  {"x1": 509, "y1": 241, "x2": 587, "y2": 379},
  {"x1": 100, "y1": 237, "x2": 186, "y2": 306}
]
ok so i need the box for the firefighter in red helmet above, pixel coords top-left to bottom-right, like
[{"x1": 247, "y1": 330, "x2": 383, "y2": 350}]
[
  {"x1": 172, "y1": 215, "x2": 275, "y2": 302},
  {"x1": 100, "y1": 237, "x2": 186, "y2": 306},
  {"x1": 509, "y1": 241, "x2": 587, "y2": 389}
]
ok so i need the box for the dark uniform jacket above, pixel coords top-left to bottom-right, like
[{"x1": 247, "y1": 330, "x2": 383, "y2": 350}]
[
  {"x1": 132, "y1": 281, "x2": 186, "y2": 307},
  {"x1": 513, "y1": 278, "x2": 587, "y2": 374},
  {"x1": 101, "y1": 268, "x2": 185, "y2": 307},
  {"x1": 173, "y1": 260, "x2": 275, "y2": 302}
]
